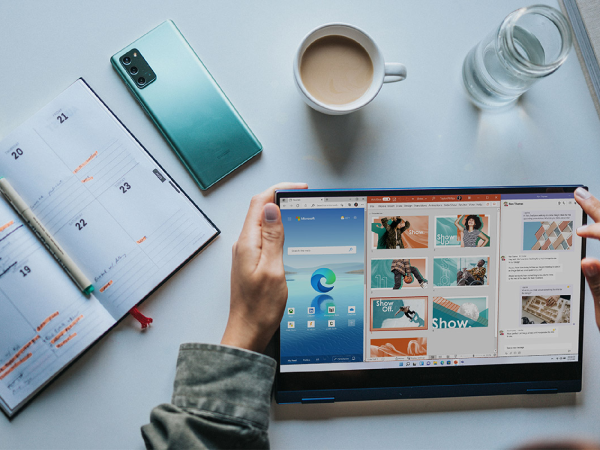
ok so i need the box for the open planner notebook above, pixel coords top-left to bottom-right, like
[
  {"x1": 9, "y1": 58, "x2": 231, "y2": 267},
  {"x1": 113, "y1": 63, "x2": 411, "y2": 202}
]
[{"x1": 0, "y1": 79, "x2": 219, "y2": 417}]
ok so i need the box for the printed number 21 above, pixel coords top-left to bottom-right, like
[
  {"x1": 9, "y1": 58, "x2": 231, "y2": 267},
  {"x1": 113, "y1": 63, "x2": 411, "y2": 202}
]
[
  {"x1": 57, "y1": 113, "x2": 68, "y2": 124},
  {"x1": 75, "y1": 219, "x2": 87, "y2": 231}
]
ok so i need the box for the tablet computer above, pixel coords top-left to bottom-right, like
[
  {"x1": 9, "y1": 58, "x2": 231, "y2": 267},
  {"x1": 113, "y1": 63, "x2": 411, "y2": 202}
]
[{"x1": 274, "y1": 186, "x2": 586, "y2": 403}]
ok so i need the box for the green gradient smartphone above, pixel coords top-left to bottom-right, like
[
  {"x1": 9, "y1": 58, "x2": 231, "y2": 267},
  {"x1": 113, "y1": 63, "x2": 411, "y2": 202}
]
[{"x1": 111, "y1": 20, "x2": 262, "y2": 190}]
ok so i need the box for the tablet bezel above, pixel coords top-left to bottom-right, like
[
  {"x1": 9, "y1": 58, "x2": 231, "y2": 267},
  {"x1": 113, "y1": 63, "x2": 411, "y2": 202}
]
[{"x1": 274, "y1": 185, "x2": 586, "y2": 403}]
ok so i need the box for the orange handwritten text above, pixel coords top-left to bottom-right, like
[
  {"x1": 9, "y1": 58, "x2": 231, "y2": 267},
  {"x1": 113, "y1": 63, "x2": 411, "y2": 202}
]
[
  {"x1": 0, "y1": 353, "x2": 32, "y2": 380},
  {"x1": 37, "y1": 311, "x2": 59, "y2": 332},
  {"x1": 0, "y1": 221, "x2": 14, "y2": 232},
  {"x1": 99, "y1": 280, "x2": 113, "y2": 293},
  {"x1": 73, "y1": 151, "x2": 98, "y2": 174},
  {"x1": 136, "y1": 236, "x2": 147, "y2": 244},
  {"x1": 56, "y1": 333, "x2": 77, "y2": 349},
  {"x1": 51, "y1": 330, "x2": 67, "y2": 345},
  {"x1": 0, "y1": 335, "x2": 39, "y2": 375},
  {"x1": 81, "y1": 176, "x2": 94, "y2": 183},
  {"x1": 50, "y1": 315, "x2": 83, "y2": 345}
]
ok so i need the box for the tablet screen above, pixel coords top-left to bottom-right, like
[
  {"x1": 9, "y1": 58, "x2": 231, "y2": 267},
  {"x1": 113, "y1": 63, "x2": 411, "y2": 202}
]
[{"x1": 275, "y1": 187, "x2": 585, "y2": 401}]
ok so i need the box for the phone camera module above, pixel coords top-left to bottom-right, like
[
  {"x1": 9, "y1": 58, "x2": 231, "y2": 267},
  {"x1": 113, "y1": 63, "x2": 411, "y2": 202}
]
[{"x1": 122, "y1": 49, "x2": 155, "y2": 89}]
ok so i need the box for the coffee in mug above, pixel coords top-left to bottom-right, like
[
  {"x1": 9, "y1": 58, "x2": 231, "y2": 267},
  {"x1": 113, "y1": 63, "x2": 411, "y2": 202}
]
[
  {"x1": 294, "y1": 23, "x2": 407, "y2": 115},
  {"x1": 300, "y1": 35, "x2": 374, "y2": 105}
]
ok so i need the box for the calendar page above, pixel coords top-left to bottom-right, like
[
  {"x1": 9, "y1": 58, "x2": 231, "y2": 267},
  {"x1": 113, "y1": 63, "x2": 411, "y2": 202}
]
[
  {"x1": 0, "y1": 79, "x2": 219, "y2": 416},
  {"x1": 0, "y1": 199, "x2": 115, "y2": 415}
]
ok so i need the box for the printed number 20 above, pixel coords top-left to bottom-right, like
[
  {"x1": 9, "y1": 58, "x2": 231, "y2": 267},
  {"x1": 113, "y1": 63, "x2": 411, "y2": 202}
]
[
  {"x1": 75, "y1": 219, "x2": 87, "y2": 231},
  {"x1": 11, "y1": 148, "x2": 23, "y2": 160}
]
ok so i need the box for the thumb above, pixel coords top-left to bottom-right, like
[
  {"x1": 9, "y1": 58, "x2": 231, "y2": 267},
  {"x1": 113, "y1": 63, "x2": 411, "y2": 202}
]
[
  {"x1": 260, "y1": 203, "x2": 284, "y2": 267},
  {"x1": 582, "y1": 258, "x2": 600, "y2": 331}
]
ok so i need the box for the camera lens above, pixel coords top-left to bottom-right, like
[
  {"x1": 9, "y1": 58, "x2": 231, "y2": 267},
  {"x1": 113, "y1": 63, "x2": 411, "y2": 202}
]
[
  {"x1": 130, "y1": 66, "x2": 138, "y2": 75},
  {"x1": 137, "y1": 77, "x2": 146, "y2": 85},
  {"x1": 122, "y1": 56, "x2": 131, "y2": 65}
]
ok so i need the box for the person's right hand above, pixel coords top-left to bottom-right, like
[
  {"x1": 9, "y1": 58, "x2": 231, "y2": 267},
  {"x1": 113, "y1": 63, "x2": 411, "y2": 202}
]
[{"x1": 575, "y1": 187, "x2": 600, "y2": 331}]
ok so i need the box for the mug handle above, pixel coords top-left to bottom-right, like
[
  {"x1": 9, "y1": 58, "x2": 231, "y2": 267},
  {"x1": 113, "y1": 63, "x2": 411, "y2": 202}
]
[{"x1": 384, "y1": 63, "x2": 407, "y2": 83}]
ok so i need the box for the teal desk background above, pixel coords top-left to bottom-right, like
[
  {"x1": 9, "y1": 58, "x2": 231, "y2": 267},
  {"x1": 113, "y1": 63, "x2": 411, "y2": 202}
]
[{"x1": 1, "y1": 1, "x2": 599, "y2": 448}]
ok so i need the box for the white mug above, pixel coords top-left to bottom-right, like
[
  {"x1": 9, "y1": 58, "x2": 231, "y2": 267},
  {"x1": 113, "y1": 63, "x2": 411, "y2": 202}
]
[{"x1": 293, "y1": 23, "x2": 407, "y2": 115}]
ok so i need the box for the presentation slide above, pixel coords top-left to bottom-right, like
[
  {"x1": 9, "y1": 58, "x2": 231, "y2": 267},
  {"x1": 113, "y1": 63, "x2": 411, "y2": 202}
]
[{"x1": 370, "y1": 297, "x2": 428, "y2": 331}]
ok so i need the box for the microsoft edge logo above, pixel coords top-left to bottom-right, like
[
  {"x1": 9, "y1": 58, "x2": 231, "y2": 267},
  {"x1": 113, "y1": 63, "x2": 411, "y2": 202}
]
[{"x1": 311, "y1": 268, "x2": 336, "y2": 293}]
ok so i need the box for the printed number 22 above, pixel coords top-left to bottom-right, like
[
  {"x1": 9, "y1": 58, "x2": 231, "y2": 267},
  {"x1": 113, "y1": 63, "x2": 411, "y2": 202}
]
[
  {"x1": 75, "y1": 219, "x2": 87, "y2": 231},
  {"x1": 119, "y1": 182, "x2": 131, "y2": 193},
  {"x1": 57, "y1": 113, "x2": 68, "y2": 124}
]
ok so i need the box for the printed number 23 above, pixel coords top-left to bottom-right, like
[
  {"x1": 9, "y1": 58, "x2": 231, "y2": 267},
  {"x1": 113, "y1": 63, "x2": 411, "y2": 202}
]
[
  {"x1": 119, "y1": 182, "x2": 131, "y2": 193},
  {"x1": 75, "y1": 219, "x2": 87, "y2": 231}
]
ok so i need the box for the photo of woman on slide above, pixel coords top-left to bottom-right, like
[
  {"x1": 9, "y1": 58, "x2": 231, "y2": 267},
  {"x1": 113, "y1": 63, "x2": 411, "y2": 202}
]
[
  {"x1": 372, "y1": 216, "x2": 428, "y2": 249},
  {"x1": 454, "y1": 215, "x2": 490, "y2": 247},
  {"x1": 380, "y1": 216, "x2": 410, "y2": 249}
]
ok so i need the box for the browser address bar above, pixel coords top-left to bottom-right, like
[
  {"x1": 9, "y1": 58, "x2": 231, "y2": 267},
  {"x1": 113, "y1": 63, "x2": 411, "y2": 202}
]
[{"x1": 288, "y1": 246, "x2": 357, "y2": 255}]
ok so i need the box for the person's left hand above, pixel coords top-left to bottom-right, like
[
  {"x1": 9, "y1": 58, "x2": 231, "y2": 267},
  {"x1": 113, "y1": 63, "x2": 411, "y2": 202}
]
[{"x1": 221, "y1": 182, "x2": 308, "y2": 353}]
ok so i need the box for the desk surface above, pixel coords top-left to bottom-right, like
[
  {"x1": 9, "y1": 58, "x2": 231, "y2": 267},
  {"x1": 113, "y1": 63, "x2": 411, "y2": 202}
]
[{"x1": 2, "y1": 1, "x2": 600, "y2": 448}]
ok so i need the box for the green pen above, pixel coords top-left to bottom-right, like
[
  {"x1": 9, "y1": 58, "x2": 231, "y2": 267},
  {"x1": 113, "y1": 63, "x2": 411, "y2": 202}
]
[{"x1": 0, "y1": 177, "x2": 94, "y2": 296}]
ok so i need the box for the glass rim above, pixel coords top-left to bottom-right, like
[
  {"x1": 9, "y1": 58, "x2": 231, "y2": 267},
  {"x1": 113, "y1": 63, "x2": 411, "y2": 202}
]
[{"x1": 498, "y1": 4, "x2": 573, "y2": 76}]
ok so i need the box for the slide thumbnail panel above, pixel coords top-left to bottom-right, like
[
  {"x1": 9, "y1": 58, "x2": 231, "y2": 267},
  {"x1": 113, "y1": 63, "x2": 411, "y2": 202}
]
[
  {"x1": 371, "y1": 216, "x2": 429, "y2": 249},
  {"x1": 370, "y1": 337, "x2": 427, "y2": 358},
  {"x1": 370, "y1": 296, "x2": 428, "y2": 331},
  {"x1": 433, "y1": 257, "x2": 490, "y2": 287},
  {"x1": 435, "y1": 214, "x2": 490, "y2": 247},
  {"x1": 371, "y1": 258, "x2": 428, "y2": 290},
  {"x1": 432, "y1": 296, "x2": 489, "y2": 329}
]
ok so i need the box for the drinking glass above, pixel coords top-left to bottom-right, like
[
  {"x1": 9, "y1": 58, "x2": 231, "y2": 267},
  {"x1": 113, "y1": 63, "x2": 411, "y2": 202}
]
[{"x1": 463, "y1": 5, "x2": 573, "y2": 110}]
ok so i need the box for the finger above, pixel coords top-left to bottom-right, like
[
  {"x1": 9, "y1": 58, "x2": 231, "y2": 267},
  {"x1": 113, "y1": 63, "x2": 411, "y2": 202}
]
[
  {"x1": 258, "y1": 203, "x2": 285, "y2": 271},
  {"x1": 574, "y1": 187, "x2": 600, "y2": 223},
  {"x1": 238, "y1": 182, "x2": 307, "y2": 250},
  {"x1": 230, "y1": 241, "x2": 240, "y2": 279},
  {"x1": 241, "y1": 182, "x2": 308, "y2": 233},
  {"x1": 576, "y1": 222, "x2": 600, "y2": 239},
  {"x1": 582, "y1": 258, "x2": 600, "y2": 331}
]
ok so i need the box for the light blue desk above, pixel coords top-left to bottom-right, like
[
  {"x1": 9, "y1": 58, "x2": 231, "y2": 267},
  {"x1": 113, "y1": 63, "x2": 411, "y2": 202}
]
[{"x1": 1, "y1": 1, "x2": 599, "y2": 448}]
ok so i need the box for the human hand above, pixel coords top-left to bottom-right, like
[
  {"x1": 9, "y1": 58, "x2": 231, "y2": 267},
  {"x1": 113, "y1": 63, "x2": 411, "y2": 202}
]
[
  {"x1": 220, "y1": 182, "x2": 308, "y2": 353},
  {"x1": 575, "y1": 187, "x2": 600, "y2": 331}
]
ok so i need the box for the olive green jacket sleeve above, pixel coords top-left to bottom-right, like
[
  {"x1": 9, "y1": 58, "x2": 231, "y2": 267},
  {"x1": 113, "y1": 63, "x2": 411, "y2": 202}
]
[{"x1": 141, "y1": 343, "x2": 276, "y2": 450}]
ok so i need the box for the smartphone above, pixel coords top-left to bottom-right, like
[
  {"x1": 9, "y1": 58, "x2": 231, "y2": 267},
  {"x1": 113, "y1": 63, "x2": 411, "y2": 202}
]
[{"x1": 111, "y1": 20, "x2": 262, "y2": 190}]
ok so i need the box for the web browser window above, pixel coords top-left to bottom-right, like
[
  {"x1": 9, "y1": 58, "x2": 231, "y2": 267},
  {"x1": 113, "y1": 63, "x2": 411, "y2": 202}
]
[{"x1": 278, "y1": 191, "x2": 583, "y2": 374}]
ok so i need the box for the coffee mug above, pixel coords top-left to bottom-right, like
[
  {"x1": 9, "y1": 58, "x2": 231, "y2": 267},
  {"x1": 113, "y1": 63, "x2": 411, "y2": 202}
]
[{"x1": 293, "y1": 23, "x2": 407, "y2": 115}]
